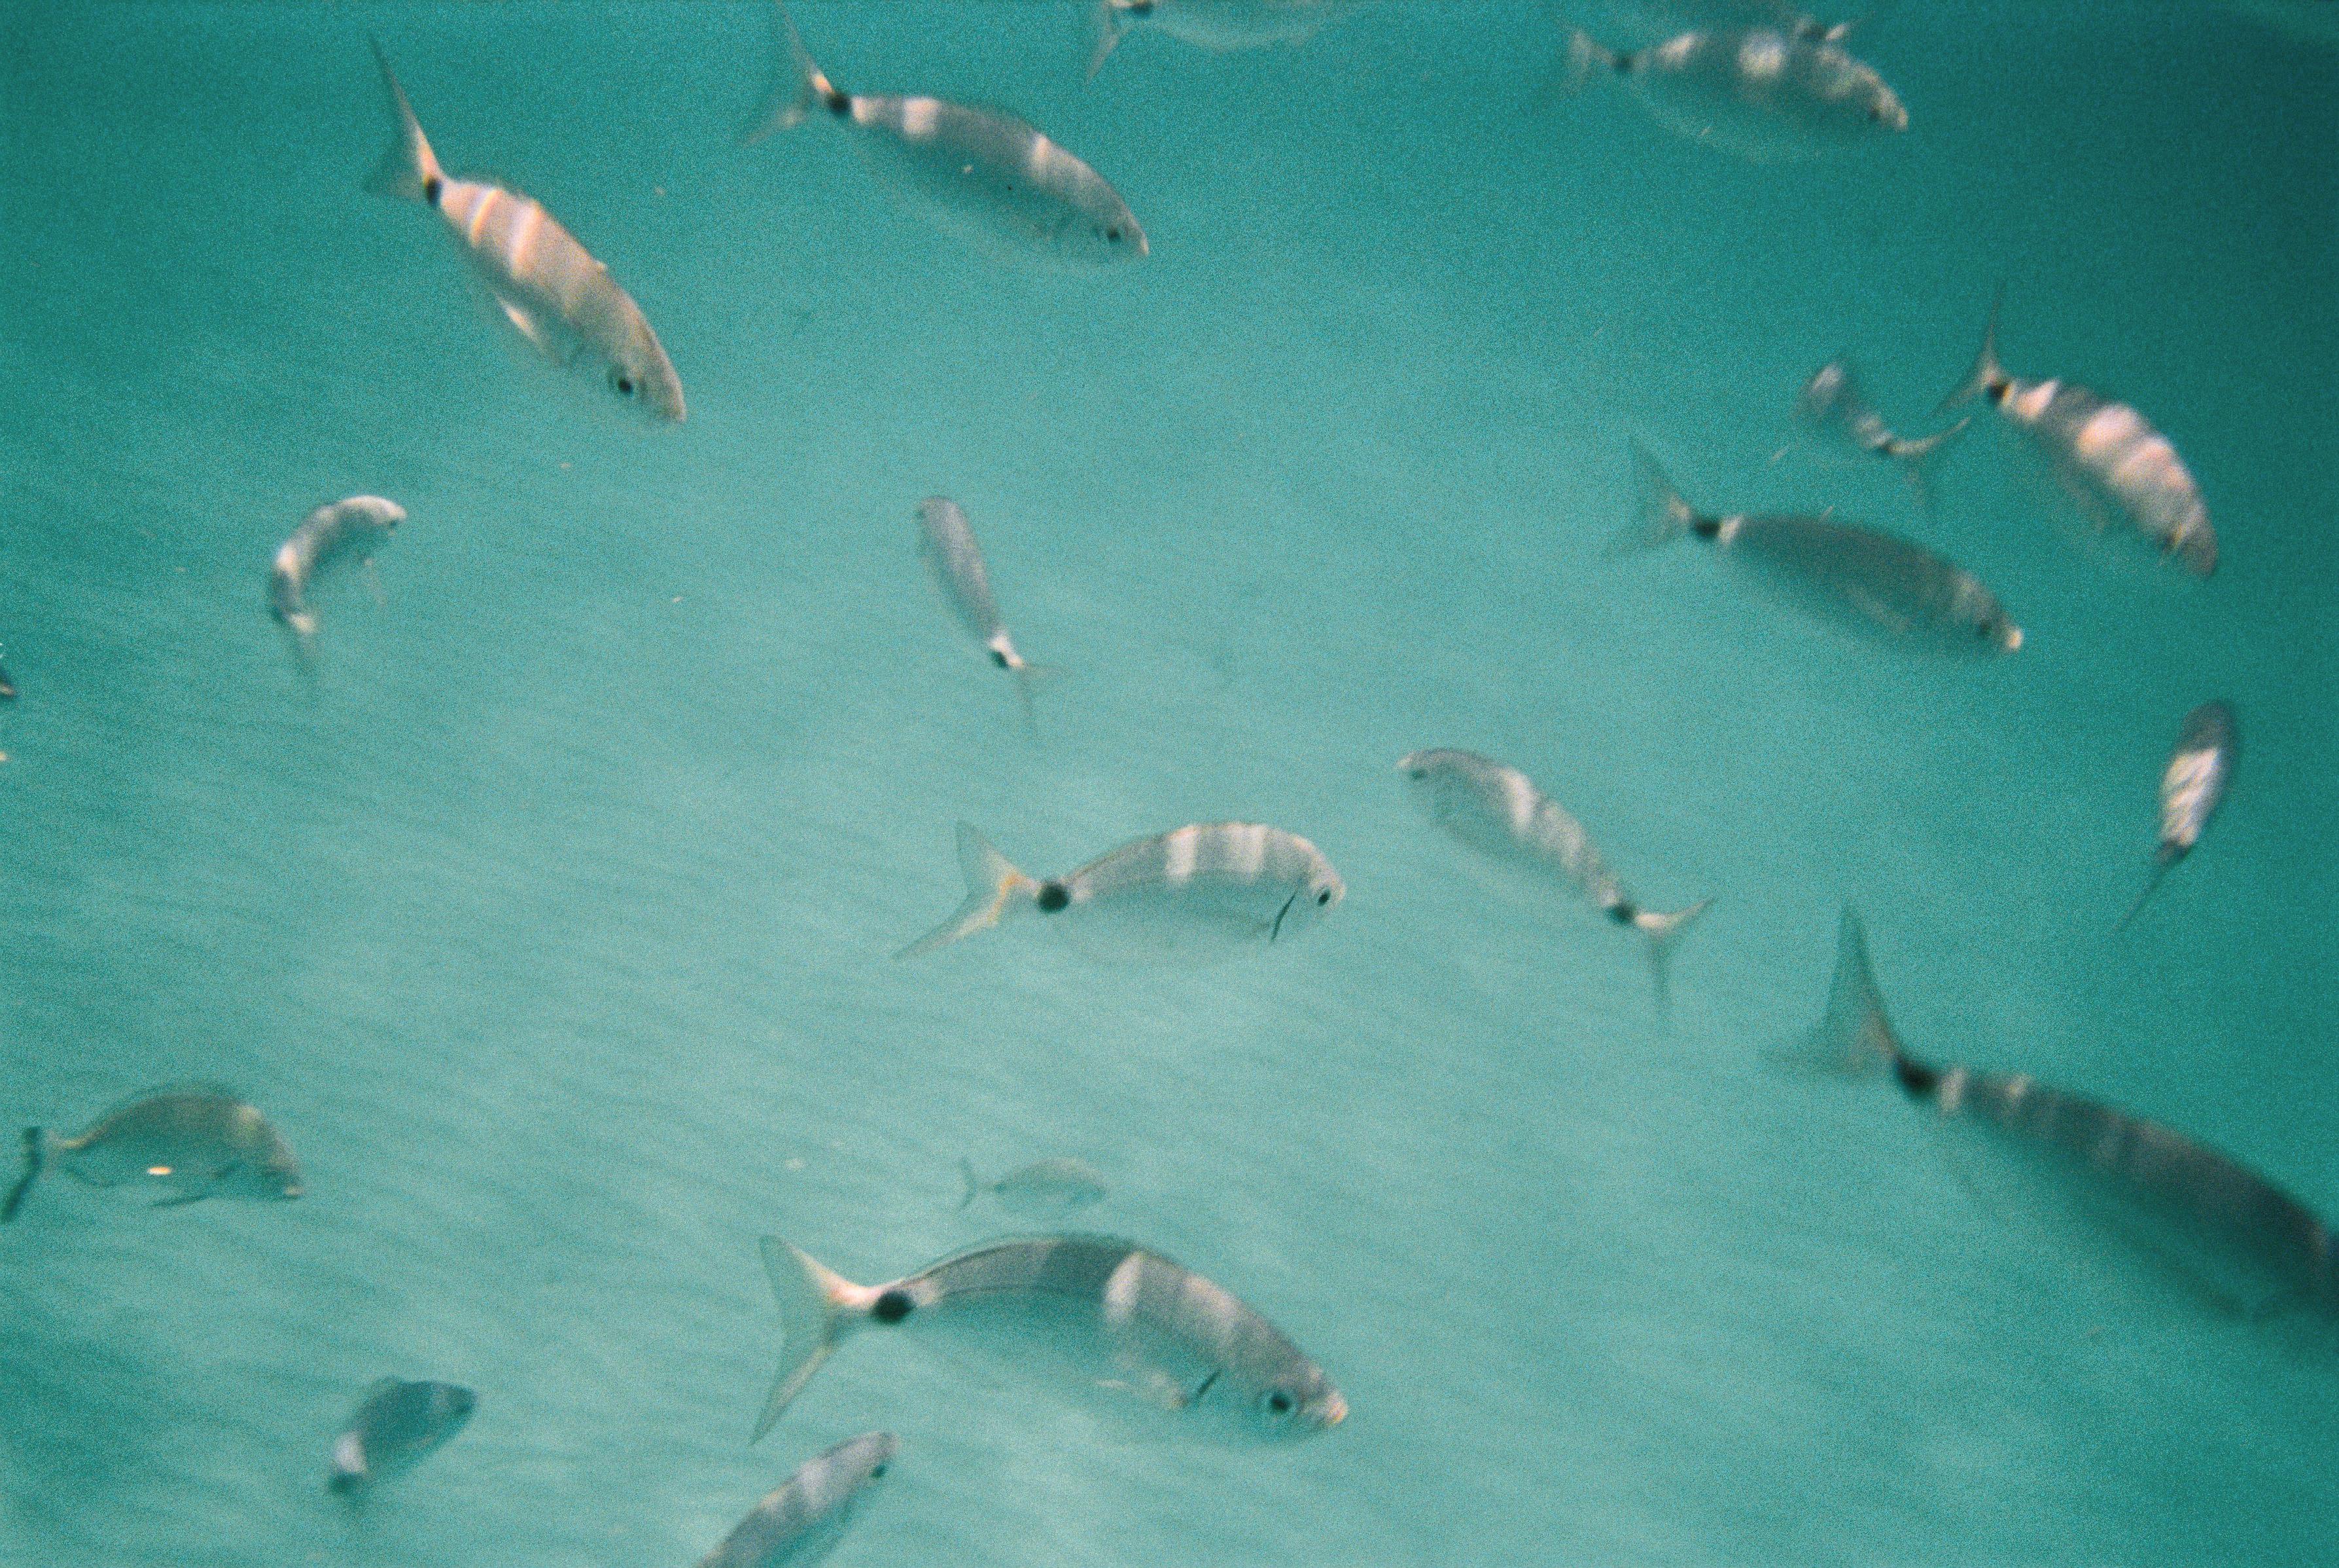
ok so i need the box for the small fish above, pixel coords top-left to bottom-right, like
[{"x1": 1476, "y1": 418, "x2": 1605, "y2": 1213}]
[
  {"x1": 1797, "y1": 358, "x2": 1968, "y2": 510},
  {"x1": 695, "y1": 1431, "x2": 895, "y2": 1568},
  {"x1": 329, "y1": 1378, "x2": 476, "y2": 1495},
  {"x1": 915, "y1": 498, "x2": 1050, "y2": 727},
  {"x1": 3, "y1": 1086, "x2": 303, "y2": 1222},
  {"x1": 958, "y1": 1157, "x2": 1109, "y2": 1215},
  {"x1": 366, "y1": 41, "x2": 684, "y2": 423},
  {"x1": 898, "y1": 822, "x2": 1344, "y2": 962},
  {"x1": 1396, "y1": 749, "x2": 1710, "y2": 1017},
  {"x1": 1778, "y1": 911, "x2": 2339, "y2": 1319},
  {"x1": 1937, "y1": 290, "x2": 2214, "y2": 574},
  {"x1": 1087, "y1": 0, "x2": 1354, "y2": 79},
  {"x1": 1615, "y1": 442, "x2": 2024, "y2": 655},
  {"x1": 1562, "y1": 24, "x2": 1906, "y2": 161},
  {"x1": 1606, "y1": 0, "x2": 1847, "y2": 39},
  {"x1": 752, "y1": 1232, "x2": 1345, "y2": 1440},
  {"x1": 2118, "y1": 701, "x2": 2238, "y2": 929},
  {"x1": 270, "y1": 495, "x2": 404, "y2": 643},
  {"x1": 745, "y1": 3, "x2": 1148, "y2": 268},
  {"x1": 0, "y1": 659, "x2": 16, "y2": 701}
]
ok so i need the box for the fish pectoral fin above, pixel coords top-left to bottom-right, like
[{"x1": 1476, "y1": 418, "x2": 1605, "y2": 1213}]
[
  {"x1": 150, "y1": 1191, "x2": 211, "y2": 1210},
  {"x1": 493, "y1": 293, "x2": 569, "y2": 365},
  {"x1": 1267, "y1": 890, "x2": 1299, "y2": 944}
]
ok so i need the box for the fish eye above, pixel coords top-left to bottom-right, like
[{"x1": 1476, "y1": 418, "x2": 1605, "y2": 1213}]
[
  {"x1": 1104, "y1": 226, "x2": 1123, "y2": 243},
  {"x1": 1261, "y1": 1389, "x2": 1296, "y2": 1417},
  {"x1": 1405, "y1": 767, "x2": 1427, "y2": 780},
  {"x1": 1314, "y1": 888, "x2": 1332, "y2": 907},
  {"x1": 989, "y1": 649, "x2": 1010, "y2": 669},
  {"x1": 871, "y1": 1462, "x2": 889, "y2": 1479},
  {"x1": 609, "y1": 368, "x2": 637, "y2": 397}
]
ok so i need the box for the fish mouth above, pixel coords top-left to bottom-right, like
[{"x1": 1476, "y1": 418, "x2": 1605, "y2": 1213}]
[
  {"x1": 2001, "y1": 625, "x2": 2024, "y2": 653},
  {"x1": 1320, "y1": 1393, "x2": 1348, "y2": 1429}
]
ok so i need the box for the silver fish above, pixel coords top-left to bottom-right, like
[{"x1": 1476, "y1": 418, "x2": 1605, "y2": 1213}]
[
  {"x1": 1781, "y1": 910, "x2": 2338, "y2": 1319},
  {"x1": 696, "y1": 1432, "x2": 896, "y2": 1568},
  {"x1": 1563, "y1": 25, "x2": 1906, "y2": 161},
  {"x1": 3, "y1": 1086, "x2": 303, "y2": 1221},
  {"x1": 270, "y1": 495, "x2": 404, "y2": 643},
  {"x1": 329, "y1": 1378, "x2": 476, "y2": 1495},
  {"x1": 745, "y1": 3, "x2": 1148, "y2": 269},
  {"x1": 1937, "y1": 292, "x2": 2214, "y2": 574},
  {"x1": 1797, "y1": 358, "x2": 1968, "y2": 511},
  {"x1": 1087, "y1": 0, "x2": 1355, "y2": 79},
  {"x1": 2118, "y1": 701, "x2": 2238, "y2": 929},
  {"x1": 1396, "y1": 748, "x2": 1710, "y2": 1017},
  {"x1": 915, "y1": 498, "x2": 1048, "y2": 727},
  {"x1": 958, "y1": 1157, "x2": 1109, "y2": 1215},
  {"x1": 0, "y1": 659, "x2": 15, "y2": 701},
  {"x1": 367, "y1": 41, "x2": 685, "y2": 423},
  {"x1": 1615, "y1": 442, "x2": 2024, "y2": 655},
  {"x1": 898, "y1": 821, "x2": 1343, "y2": 962},
  {"x1": 752, "y1": 1232, "x2": 1346, "y2": 1441}
]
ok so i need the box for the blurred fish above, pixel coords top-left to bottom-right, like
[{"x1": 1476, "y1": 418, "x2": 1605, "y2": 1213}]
[
  {"x1": 366, "y1": 41, "x2": 685, "y2": 423},
  {"x1": 1396, "y1": 748, "x2": 1710, "y2": 1017},
  {"x1": 1602, "y1": 0, "x2": 1846, "y2": 37},
  {"x1": 1777, "y1": 911, "x2": 2339, "y2": 1319},
  {"x1": 752, "y1": 1232, "x2": 1346, "y2": 1440},
  {"x1": 2118, "y1": 701, "x2": 2238, "y2": 929},
  {"x1": 695, "y1": 1431, "x2": 895, "y2": 1568},
  {"x1": 271, "y1": 495, "x2": 404, "y2": 644},
  {"x1": 329, "y1": 1378, "x2": 476, "y2": 1495},
  {"x1": 1562, "y1": 24, "x2": 1905, "y2": 160},
  {"x1": 959, "y1": 1157, "x2": 1109, "y2": 1215},
  {"x1": 1938, "y1": 290, "x2": 2214, "y2": 574},
  {"x1": 916, "y1": 497, "x2": 1051, "y2": 728},
  {"x1": 898, "y1": 822, "x2": 1343, "y2": 962},
  {"x1": 745, "y1": 3, "x2": 1148, "y2": 268},
  {"x1": 1797, "y1": 358, "x2": 1967, "y2": 510},
  {"x1": 1614, "y1": 441, "x2": 2024, "y2": 655},
  {"x1": 3, "y1": 1086, "x2": 303, "y2": 1222},
  {"x1": 1087, "y1": 0, "x2": 1356, "y2": 79},
  {"x1": 0, "y1": 659, "x2": 15, "y2": 701}
]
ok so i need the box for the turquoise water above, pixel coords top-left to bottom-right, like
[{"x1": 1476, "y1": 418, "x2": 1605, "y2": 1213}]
[{"x1": 3, "y1": 1, "x2": 2335, "y2": 1563}]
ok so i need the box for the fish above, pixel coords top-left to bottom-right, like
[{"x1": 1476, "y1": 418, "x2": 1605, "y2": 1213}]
[
  {"x1": 1797, "y1": 358, "x2": 1968, "y2": 511},
  {"x1": 3, "y1": 1086, "x2": 303, "y2": 1222},
  {"x1": 1086, "y1": 0, "x2": 1354, "y2": 80},
  {"x1": 1613, "y1": 441, "x2": 2025, "y2": 656},
  {"x1": 1562, "y1": 24, "x2": 1906, "y2": 161},
  {"x1": 744, "y1": 3, "x2": 1148, "y2": 269},
  {"x1": 1937, "y1": 290, "x2": 2214, "y2": 574},
  {"x1": 695, "y1": 1431, "x2": 896, "y2": 1568},
  {"x1": 2118, "y1": 701, "x2": 2238, "y2": 929},
  {"x1": 897, "y1": 821, "x2": 1344, "y2": 962},
  {"x1": 1605, "y1": 0, "x2": 1847, "y2": 38},
  {"x1": 270, "y1": 495, "x2": 405, "y2": 643},
  {"x1": 329, "y1": 1378, "x2": 477, "y2": 1495},
  {"x1": 1396, "y1": 748, "x2": 1711, "y2": 1018},
  {"x1": 1778, "y1": 910, "x2": 2339, "y2": 1319},
  {"x1": 0, "y1": 659, "x2": 16, "y2": 701},
  {"x1": 366, "y1": 41, "x2": 685, "y2": 423},
  {"x1": 751, "y1": 1232, "x2": 1346, "y2": 1441},
  {"x1": 915, "y1": 498, "x2": 1050, "y2": 728},
  {"x1": 959, "y1": 1157, "x2": 1109, "y2": 1215}
]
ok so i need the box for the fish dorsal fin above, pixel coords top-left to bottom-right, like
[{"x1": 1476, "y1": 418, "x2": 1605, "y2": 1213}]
[{"x1": 94, "y1": 1081, "x2": 241, "y2": 1124}]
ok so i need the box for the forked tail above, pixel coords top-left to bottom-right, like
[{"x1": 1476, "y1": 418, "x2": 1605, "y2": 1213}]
[
  {"x1": 742, "y1": 1, "x2": 845, "y2": 143},
  {"x1": 2114, "y1": 850, "x2": 2177, "y2": 932},
  {"x1": 1764, "y1": 908, "x2": 1903, "y2": 1077},
  {"x1": 1608, "y1": 440, "x2": 1702, "y2": 559},
  {"x1": 364, "y1": 39, "x2": 444, "y2": 203},
  {"x1": 1893, "y1": 417, "x2": 1971, "y2": 516},
  {"x1": 895, "y1": 824, "x2": 1037, "y2": 958},
  {"x1": 3, "y1": 1128, "x2": 46, "y2": 1223},
  {"x1": 1633, "y1": 899, "x2": 1712, "y2": 1023},
  {"x1": 957, "y1": 1159, "x2": 983, "y2": 1212},
  {"x1": 1935, "y1": 284, "x2": 2007, "y2": 417},
  {"x1": 1085, "y1": 0, "x2": 1131, "y2": 80},
  {"x1": 753, "y1": 1236, "x2": 863, "y2": 1441},
  {"x1": 1562, "y1": 30, "x2": 1619, "y2": 94}
]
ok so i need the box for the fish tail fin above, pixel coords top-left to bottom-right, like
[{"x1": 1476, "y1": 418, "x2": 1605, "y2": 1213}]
[
  {"x1": 1765, "y1": 908, "x2": 1903, "y2": 1077},
  {"x1": 2114, "y1": 852, "x2": 2175, "y2": 931},
  {"x1": 957, "y1": 1158, "x2": 982, "y2": 1211},
  {"x1": 752, "y1": 1236, "x2": 861, "y2": 1440},
  {"x1": 1935, "y1": 284, "x2": 2007, "y2": 417},
  {"x1": 1085, "y1": 1, "x2": 1130, "y2": 80},
  {"x1": 1608, "y1": 440, "x2": 1699, "y2": 559},
  {"x1": 743, "y1": 1, "x2": 841, "y2": 144},
  {"x1": 2, "y1": 1128, "x2": 43, "y2": 1222},
  {"x1": 364, "y1": 39, "x2": 443, "y2": 202},
  {"x1": 895, "y1": 823, "x2": 1036, "y2": 958},
  {"x1": 1634, "y1": 899, "x2": 1712, "y2": 1022},
  {"x1": 1895, "y1": 417, "x2": 1970, "y2": 516},
  {"x1": 1010, "y1": 663, "x2": 1060, "y2": 737},
  {"x1": 1562, "y1": 30, "x2": 1617, "y2": 94}
]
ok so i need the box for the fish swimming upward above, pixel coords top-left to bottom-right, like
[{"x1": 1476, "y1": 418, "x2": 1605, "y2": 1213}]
[
  {"x1": 1937, "y1": 291, "x2": 2215, "y2": 574},
  {"x1": 270, "y1": 495, "x2": 404, "y2": 644},
  {"x1": 751, "y1": 1232, "x2": 1346, "y2": 1442},
  {"x1": 329, "y1": 1378, "x2": 476, "y2": 1496},
  {"x1": 1396, "y1": 749, "x2": 1710, "y2": 1018},
  {"x1": 1797, "y1": 358, "x2": 1968, "y2": 511},
  {"x1": 1615, "y1": 442, "x2": 2024, "y2": 655},
  {"x1": 959, "y1": 1157, "x2": 1109, "y2": 1215},
  {"x1": 915, "y1": 497, "x2": 1051, "y2": 728},
  {"x1": 3, "y1": 1086, "x2": 304, "y2": 1221},
  {"x1": 1086, "y1": 0, "x2": 1354, "y2": 80},
  {"x1": 898, "y1": 821, "x2": 1344, "y2": 963},
  {"x1": 745, "y1": 3, "x2": 1148, "y2": 268},
  {"x1": 1562, "y1": 23, "x2": 1906, "y2": 162},
  {"x1": 694, "y1": 1431, "x2": 896, "y2": 1568},
  {"x1": 366, "y1": 41, "x2": 684, "y2": 423},
  {"x1": 1778, "y1": 911, "x2": 2339, "y2": 1320},
  {"x1": 2118, "y1": 700, "x2": 2238, "y2": 930}
]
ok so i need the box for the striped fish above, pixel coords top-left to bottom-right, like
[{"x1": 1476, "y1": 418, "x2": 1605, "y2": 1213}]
[
  {"x1": 897, "y1": 821, "x2": 1343, "y2": 962},
  {"x1": 915, "y1": 498, "x2": 1049, "y2": 729},
  {"x1": 1086, "y1": 0, "x2": 1356, "y2": 80},
  {"x1": 366, "y1": 41, "x2": 684, "y2": 423},
  {"x1": 0, "y1": 658, "x2": 16, "y2": 701},
  {"x1": 1564, "y1": 24, "x2": 1906, "y2": 162},
  {"x1": 3, "y1": 1086, "x2": 303, "y2": 1222},
  {"x1": 330, "y1": 1378, "x2": 476, "y2": 1495},
  {"x1": 752, "y1": 1233, "x2": 1345, "y2": 1442},
  {"x1": 1797, "y1": 358, "x2": 1967, "y2": 511},
  {"x1": 271, "y1": 495, "x2": 404, "y2": 644},
  {"x1": 1939, "y1": 292, "x2": 2213, "y2": 574},
  {"x1": 695, "y1": 1432, "x2": 894, "y2": 1568},
  {"x1": 2119, "y1": 700, "x2": 2238, "y2": 929}
]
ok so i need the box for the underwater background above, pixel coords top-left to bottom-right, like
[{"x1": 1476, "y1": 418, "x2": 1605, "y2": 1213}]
[{"x1": 2, "y1": 1, "x2": 2334, "y2": 1563}]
